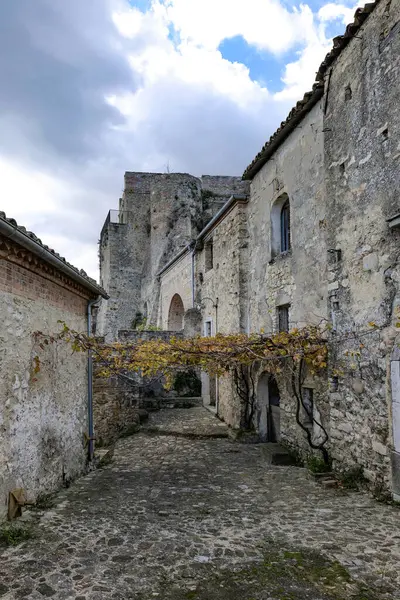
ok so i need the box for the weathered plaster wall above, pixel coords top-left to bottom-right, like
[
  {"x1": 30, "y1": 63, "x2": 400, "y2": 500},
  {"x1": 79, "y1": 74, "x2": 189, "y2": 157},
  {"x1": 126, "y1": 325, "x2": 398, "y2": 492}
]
[
  {"x1": 324, "y1": 0, "x2": 400, "y2": 492},
  {"x1": 0, "y1": 255, "x2": 90, "y2": 520},
  {"x1": 243, "y1": 103, "x2": 329, "y2": 449},
  {"x1": 195, "y1": 200, "x2": 249, "y2": 424},
  {"x1": 248, "y1": 103, "x2": 327, "y2": 334}
]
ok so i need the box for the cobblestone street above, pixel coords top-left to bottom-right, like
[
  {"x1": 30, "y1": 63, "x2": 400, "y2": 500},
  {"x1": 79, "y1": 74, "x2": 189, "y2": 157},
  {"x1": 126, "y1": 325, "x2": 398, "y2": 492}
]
[{"x1": 1, "y1": 407, "x2": 400, "y2": 599}]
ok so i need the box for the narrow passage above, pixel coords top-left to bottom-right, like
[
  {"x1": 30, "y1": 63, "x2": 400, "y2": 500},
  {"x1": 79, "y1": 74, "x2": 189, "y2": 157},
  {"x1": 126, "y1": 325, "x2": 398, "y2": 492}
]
[{"x1": 1, "y1": 407, "x2": 399, "y2": 599}]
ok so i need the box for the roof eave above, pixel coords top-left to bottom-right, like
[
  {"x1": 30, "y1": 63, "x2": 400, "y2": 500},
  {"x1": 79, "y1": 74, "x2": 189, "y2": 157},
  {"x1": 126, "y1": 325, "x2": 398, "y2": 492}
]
[
  {"x1": 0, "y1": 216, "x2": 108, "y2": 299},
  {"x1": 242, "y1": 84, "x2": 324, "y2": 180}
]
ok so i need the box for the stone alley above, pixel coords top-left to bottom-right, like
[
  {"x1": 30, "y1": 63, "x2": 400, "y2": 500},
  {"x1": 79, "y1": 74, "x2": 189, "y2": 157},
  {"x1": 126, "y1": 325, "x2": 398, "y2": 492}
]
[{"x1": 1, "y1": 407, "x2": 400, "y2": 600}]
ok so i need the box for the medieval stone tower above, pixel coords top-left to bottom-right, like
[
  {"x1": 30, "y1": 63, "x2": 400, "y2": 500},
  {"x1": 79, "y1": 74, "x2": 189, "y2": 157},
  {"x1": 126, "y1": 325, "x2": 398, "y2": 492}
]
[{"x1": 97, "y1": 172, "x2": 249, "y2": 340}]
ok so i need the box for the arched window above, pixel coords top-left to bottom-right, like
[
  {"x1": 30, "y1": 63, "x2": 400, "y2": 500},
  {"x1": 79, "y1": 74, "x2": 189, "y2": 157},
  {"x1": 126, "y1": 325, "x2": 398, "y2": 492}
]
[
  {"x1": 271, "y1": 193, "x2": 291, "y2": 258},
  {"x1": 168, "y1": 294, "x2": 184, "y2": 331},
  {"x1": 280, "y1": 199, "x2": 290, "y2": 253}
]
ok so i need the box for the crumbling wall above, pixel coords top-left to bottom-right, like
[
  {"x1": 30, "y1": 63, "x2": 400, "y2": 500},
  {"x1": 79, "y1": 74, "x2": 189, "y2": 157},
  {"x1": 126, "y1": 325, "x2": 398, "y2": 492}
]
[
  {"x1": 0, "y1": 250, "x2": 90, "y2": 520},
  {"x1": 324, "y1": 0, "x2": 400, "y2": 493},
  {"x1": 245, "y1": 103, "x2": 328, "y2": 452},
  {"x1": 98, "y1": 172, "x2": 248, "y2": 341}
]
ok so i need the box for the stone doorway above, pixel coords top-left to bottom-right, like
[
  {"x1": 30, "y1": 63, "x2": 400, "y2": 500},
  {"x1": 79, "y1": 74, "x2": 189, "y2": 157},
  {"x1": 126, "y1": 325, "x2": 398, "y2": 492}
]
[{"x1": 256, "y1": 374, "x2": 281, "y2": 442}]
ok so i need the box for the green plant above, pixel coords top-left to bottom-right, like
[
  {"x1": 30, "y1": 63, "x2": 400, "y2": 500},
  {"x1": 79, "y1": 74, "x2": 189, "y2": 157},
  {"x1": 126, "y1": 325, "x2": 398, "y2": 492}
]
[
  {"x1": 339, "y1": 466, "x2": 367, "y2": 490},
  {"x1": 0, "y1": 524, "x2": 34, "y2": 546},
  {"x1": 307, "y1": 455, "x2": 331, "y2": 474},
  {"x1": 33, "y1": 493, "x2": 55, "y2": 510},
  {"x1": 131, "y1": 313, "x2": 161, "y2": 332},
  {"x1": 173, "y1": 369, "x2": 201, "y2": 397}
]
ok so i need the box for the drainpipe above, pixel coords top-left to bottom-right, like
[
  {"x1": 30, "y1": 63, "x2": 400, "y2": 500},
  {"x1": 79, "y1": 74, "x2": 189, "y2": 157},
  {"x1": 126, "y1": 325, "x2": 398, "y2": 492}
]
[
  {"x1": 87, "y1": 297, "x2": 100, "y2": 462},
  {"x1": 215, "y1": 298, "x2": 219, "y2": 414},
  {"x1": 191, "y1": 242, "x2": 196, "y2": 308}
]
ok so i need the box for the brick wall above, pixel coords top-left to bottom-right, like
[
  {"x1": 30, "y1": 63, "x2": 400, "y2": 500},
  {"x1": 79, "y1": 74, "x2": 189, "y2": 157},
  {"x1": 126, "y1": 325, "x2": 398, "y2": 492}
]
[{"x1": 0, "y1": 258, "x2": 87, "y2": 313}]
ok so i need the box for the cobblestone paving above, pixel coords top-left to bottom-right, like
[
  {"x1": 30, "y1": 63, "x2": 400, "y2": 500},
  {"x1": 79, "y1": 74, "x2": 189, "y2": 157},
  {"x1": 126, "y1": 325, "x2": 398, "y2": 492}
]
[{"x1": 1, "y1": 407, "x2": 400, "y2": 599}]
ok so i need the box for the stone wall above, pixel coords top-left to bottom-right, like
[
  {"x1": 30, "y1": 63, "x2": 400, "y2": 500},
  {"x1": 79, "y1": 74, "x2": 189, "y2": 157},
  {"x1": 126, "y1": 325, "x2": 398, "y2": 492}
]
[
  {"x1": 93, "y1": 373, "x2": 139, "y2": 447},
  {"x1": 159, "y1": 252, "x2": 193, "y2": 330},
  {"x1": 92, "y1": 329, "x2": 186, "y2": 445},
  {"x1": 194, "y1": 199, "x2": 249, "y2": 423},
  {"x1": 323, "y1": 0, "x2": 400, "y2": 493},
  {"x1": 97, "y1": 172, "x2": 246, "y2": 341},
  {"x1": 0, "y1": 243, "x2": 92, "y2": 520}
]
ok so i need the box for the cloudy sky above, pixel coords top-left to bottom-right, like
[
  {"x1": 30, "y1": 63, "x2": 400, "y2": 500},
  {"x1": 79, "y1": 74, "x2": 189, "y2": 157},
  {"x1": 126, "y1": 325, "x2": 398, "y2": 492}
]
[{"x1": 0, "y1": 0, "x2": 360, "y2": 279}]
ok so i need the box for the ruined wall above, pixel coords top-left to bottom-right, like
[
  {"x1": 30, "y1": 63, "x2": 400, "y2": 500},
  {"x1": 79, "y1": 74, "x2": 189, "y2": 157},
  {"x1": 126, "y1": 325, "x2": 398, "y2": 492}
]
[
  {"x1": 0, "y1": 249, "x2": 91, "y2": 520},
  {"x1": 93, "y1": 329, "x2": 187, "y2": 444},
  {"x1": 200, "y1": 176, "x2": 249, "y2": 224},
  {"x1": 93, "y1": 373, "x2": 139, "y2": 447},
  {"x1": 97, "y1": 172, "x2": 247, "y2": 341},
  {"x1": 97, "y1": 173, "x2": 153, "y2": 341},
  {"x1": 324, "y1": 0, "x2": 400, "y2": 492}
]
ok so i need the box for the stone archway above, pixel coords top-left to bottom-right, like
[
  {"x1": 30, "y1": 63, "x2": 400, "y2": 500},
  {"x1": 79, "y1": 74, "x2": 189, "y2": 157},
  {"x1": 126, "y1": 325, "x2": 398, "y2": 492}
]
[
  {"x1": 168, "y1": 294, "x2": 184, "y2": 331},
  {"x1": 256, "y1": 373, "x2": 281, "y2": 442}
]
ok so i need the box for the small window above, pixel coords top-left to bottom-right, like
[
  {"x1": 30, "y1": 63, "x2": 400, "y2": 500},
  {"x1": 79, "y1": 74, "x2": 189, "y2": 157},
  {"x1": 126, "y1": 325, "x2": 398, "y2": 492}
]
[
  {"x1": 280, "y1": 199, "x2": 291, "y2": 253},
  {"x1": 204, "y1": 320, "x2": 212, "y2": 337},
  {"x1": 302, "y1": 388, "x2": 314, "y2": 427},
  {"x1": 277, "y1": 305, "x2": 290, "y2": 333},
  {"x1": 205, "y1": 240, "x2": 213, "y2": 271}
]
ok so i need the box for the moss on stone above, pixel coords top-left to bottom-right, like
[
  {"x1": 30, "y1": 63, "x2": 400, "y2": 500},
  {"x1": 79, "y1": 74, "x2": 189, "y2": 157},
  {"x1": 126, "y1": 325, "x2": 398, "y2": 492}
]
[{"x1": 154, "y1": 545, "x2": 384, "y2": 600}]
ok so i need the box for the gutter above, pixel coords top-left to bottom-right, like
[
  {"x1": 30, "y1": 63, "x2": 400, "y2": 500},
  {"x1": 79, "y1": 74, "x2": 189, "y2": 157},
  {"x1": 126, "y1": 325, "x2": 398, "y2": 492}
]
[
  {"x1": 156, "y1": 243, "x2": 192, "y2": 278},
  {"x1": 0, "y1": 215, "x2": 108, "y2": 299},
  {"x1": 157, "y1": 195, "x2": 248, "y2": 279},
  {"x1": 195, "y1": 194, "x2": 248, "y2": 243}
]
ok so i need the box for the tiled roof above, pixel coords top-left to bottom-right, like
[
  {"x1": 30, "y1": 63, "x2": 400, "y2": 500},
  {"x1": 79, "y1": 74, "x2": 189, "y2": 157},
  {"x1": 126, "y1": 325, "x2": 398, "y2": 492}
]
[
  {"x1": 242, "y1": 0, "x2": 381, "y2": 180},
  {"x1": 0, "y1": 211, "x2": 108, "y2": 298}
]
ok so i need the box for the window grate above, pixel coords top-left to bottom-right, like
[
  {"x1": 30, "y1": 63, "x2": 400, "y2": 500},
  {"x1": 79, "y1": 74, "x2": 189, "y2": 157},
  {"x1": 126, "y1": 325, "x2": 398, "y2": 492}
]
[
  {"x1": 280, "y1": 199, "x2": 291, "y2": 253},
  {"x1": 277, "y1": 305, "x2": 290, "y2": 332}
]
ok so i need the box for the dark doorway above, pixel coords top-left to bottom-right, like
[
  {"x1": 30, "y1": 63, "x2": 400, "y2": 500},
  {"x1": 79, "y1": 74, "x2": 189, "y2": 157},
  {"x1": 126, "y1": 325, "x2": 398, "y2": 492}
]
[{"x1": 268, "y1": 377, "x2": 281, "y2": 442}]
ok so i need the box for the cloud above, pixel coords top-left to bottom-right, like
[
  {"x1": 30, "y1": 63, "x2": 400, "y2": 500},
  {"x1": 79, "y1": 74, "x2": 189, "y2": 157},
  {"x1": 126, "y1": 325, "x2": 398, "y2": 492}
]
[
  {"x1": 0, "y1": 0, "x2": 358, "y2": 279},
  {"x1": 162, "y1": 0, "x2": 316, "y2": 54}
]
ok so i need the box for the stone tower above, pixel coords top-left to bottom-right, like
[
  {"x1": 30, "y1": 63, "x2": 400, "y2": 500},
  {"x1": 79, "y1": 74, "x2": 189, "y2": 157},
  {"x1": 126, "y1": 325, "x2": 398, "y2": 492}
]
[{"x1": 96, "y1": 172, "x2": 248, "y2": 340}]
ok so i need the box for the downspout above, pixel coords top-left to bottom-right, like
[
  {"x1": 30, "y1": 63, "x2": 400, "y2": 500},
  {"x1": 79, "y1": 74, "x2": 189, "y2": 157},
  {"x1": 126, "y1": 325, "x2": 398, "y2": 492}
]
[
  {"x1": 191, "y1": 244, "x2": 196, "y2": 308},
  {"x1": 87, "y1": 296, "x2": 101, "y2": 462},
  {"x1": 215, "y1": 298, "x2": 219, "y2": 414}
]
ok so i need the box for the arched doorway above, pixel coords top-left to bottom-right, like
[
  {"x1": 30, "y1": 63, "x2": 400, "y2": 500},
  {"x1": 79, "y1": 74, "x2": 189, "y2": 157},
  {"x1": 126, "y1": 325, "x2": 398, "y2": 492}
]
[
  {"x1": 256, "y1": 373, "x2": 281, "y2": 442},
  {"x1": 168, "y1": 294, "x2": 184, "y2": 331}
]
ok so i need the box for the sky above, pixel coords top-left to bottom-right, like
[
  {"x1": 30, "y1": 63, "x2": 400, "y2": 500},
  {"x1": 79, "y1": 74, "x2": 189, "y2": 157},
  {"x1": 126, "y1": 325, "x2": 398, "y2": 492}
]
[{"x1": 0, "y1": 0, "x2": 361, "y2": 280}]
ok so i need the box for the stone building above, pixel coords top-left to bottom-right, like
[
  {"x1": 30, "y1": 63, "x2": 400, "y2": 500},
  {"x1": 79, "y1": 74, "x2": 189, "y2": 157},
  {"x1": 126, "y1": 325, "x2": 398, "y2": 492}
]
[
  {"x1": 97, "y1": 173, "x2": 249, "y2": 341},
  {"x1": 98, "y1": 0, "x2": 400, "y2": 497},
  {"x1": 0, "y1": 212, "x2": 107, "y2": 520}
]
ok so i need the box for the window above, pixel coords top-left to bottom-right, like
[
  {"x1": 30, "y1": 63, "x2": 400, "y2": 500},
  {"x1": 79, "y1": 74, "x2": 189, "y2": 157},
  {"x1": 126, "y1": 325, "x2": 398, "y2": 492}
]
[
  {"x1": 277, "y1": 305, "x2": 290, "y2": 333},
  {"x1": 205, "y1": 240, "x2": 213, "y2": 271},
  {"x1": 271, "y1": 193, "x2": 291, "y2": 258},
  {"x1": 204, "y1": 320, "x2": 212, "y2": 337},
  {"x1": 302, "y1": 388, "x2": 314, "y2": 428},
  {"x1": 280, "y1": 199, "x2": 290, "y2": 253}
]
